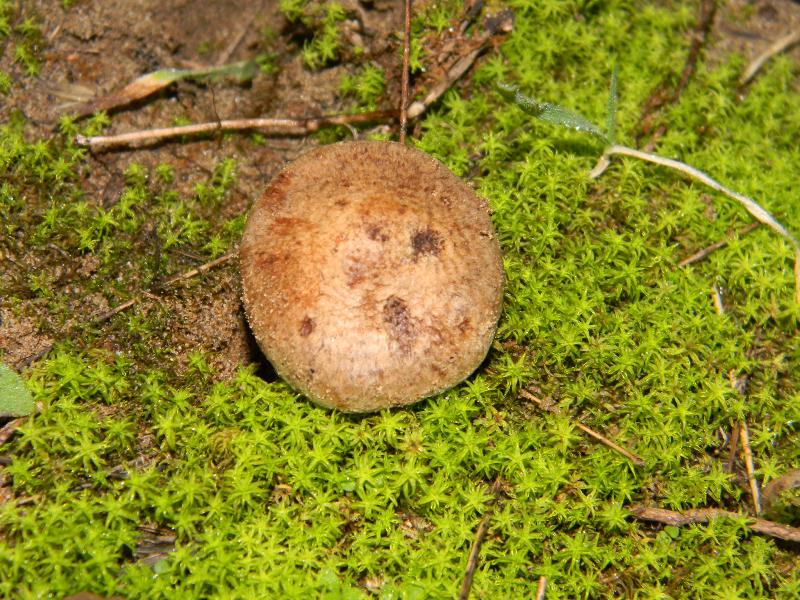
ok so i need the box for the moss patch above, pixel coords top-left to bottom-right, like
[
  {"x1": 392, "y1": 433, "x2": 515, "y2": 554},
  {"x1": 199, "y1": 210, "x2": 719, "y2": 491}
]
[{"x1": 2, "y1": 0, "x2": 800, "y2": 597}]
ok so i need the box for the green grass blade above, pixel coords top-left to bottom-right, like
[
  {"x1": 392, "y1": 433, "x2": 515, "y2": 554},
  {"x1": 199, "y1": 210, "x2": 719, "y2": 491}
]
[{"x1": 499, "y1": 82, "x2": 607, "y2": 142}]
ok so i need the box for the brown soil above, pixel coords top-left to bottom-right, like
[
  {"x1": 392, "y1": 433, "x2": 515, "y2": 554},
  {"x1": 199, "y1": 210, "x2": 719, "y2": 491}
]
[
  {"x1": 0, "y1": 0, "x2": 405, "y2": 377},
  {"x1": 712, "y1": 0, "x2": 800, "y2": 68}
]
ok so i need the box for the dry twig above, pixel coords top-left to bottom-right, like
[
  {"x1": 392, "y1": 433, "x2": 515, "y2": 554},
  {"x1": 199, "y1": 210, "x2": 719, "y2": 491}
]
[
  {"x1": 520, "y1": 389, "x2": 644, "y2": 466},
  {"x1": 399, "y1": 0, "x2": 412, "y2": 144},
  {"x1": 75, "y1": 112, "x2": 394, "y2": 152},
  {"x1": 216, "y1": 0, "x2": 265, "y2": 66},
  {"x1": 75, "y1": 10, "x2": 512, "y2": 152},
  {"x1": 161, "y1": 252, "x2": 237, "y2": 287},
  {"x1": 94, "y1": 252, "x2": 236, "y2": 323},
  {"x1": 630, "y1": 505, "x2": 800, "y2": 543},
  {"x1": 535, "y1": 576, "x2": 547, "y2": 600},
  {"x1": 679, "y1": 222, "x2": 760, "y2": 267},
  {"x1": 739, "y1": 421, "x2": 762, "y2": 516},
  {"x1": 726, "y1": 423, "x2": 740, "y2": 474},
  {"x1": 406, "y1": 9, "x2": 512, "y2": 121},
  {"x1": 20, "y1": 252, "x2": 237, "y2": 366},
  {"x1": 712, "y1": 298, "x2": 762, "y2": 515},
  {"x1": 458, "y1": 478, "x2": 504, "y2": 600},
  {"x1": 740, "y1": 30, "x2": 800, "y2": 86}
]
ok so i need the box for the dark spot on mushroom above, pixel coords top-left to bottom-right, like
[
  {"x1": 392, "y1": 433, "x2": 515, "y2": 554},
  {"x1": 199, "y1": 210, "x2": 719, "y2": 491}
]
[
  {"x1": 262, "y1": 172, "x2": 293, "y2": 208},
  {"x1": 271, "y1": 217, "x2": 307, "y2": 233},
  {"x1": 367, "y1": 225, "x2": 389, "y2": 242},
  {"x1": 252, "y1": 251, "x2": 286, "y2": 274},
  {"x1": 457, "y1": 317, "x2": 471, "y2": 334},
  {"x1": 299, "y1": 316, "x2": 314, "y2": 337},
  {"x1": 383, "y1": 295, "x2": 415, "y2": 349},
  {"x1": 346, "y1": 264, "x2": 366, "y2": 287},
  {"x1": 411, "y1": 228, "x2": 442, "y2": 259},
  {"x1": 344, "y1": 251, "x2": 374, "y2": 287},
  {"x1": 335, "y1": 199, "x2": 349, "y2": 207}
]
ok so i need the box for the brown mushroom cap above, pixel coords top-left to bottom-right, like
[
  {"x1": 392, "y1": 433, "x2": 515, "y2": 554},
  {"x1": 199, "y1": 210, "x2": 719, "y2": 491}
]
[{"x1": 240, "y1": 140, "x2": 503, "y2": 412}]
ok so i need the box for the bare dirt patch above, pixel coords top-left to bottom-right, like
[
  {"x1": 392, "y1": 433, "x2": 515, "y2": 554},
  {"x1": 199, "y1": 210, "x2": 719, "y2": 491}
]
[{"x1": 1, "y1": 0, "x2": 406, "y2": 375}]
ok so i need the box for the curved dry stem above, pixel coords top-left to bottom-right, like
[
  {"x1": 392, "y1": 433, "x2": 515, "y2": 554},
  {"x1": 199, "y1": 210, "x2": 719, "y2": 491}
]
[
  {"x1": 592, "y1": 145, "x2": 800, "y2": 303},
  {"x1": 740, "y1": 30, "x2": 800, "y2": 86}
]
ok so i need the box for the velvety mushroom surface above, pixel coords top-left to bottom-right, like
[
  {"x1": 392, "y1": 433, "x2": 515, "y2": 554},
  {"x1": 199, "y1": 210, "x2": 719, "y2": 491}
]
[{"x1": 240, "y1": 140, "x2": 503, "y2": 412}]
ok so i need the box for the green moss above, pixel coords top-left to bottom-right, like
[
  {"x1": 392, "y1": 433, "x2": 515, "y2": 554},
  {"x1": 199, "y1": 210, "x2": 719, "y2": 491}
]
[
  {"x1": 2, "y1": 0, "x2": 800, "y2": 597},
  {"x1": 279, "y1": 0, "x2": 350, "y2": 70},
  {"x1": 339, "y1": 64, "x2": 386, "y2": 111}
]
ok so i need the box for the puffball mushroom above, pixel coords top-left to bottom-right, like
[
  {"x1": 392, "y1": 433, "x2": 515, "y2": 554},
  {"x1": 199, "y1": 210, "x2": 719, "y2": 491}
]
[{"x1": 240, "y1": 140, "x2": 503, "y2": 412}]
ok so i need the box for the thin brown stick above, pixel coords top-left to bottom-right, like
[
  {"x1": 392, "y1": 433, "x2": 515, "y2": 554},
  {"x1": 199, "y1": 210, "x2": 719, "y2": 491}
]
[
  {"x1": 24, "y1": 252, "x2": 237, "y2": 366},
  {"x1": 726, "y1": 423, "x2": 740, "y2": 473},
  {"x1": 630, "y1": 505, "x2": 800, "y2": 543},
  {"x1": 75, "y1": 13, "x2": 513, "y2": 153},
  {"x1": 535, "y1": 576, "x2": 547, "y2": 600},
  {"x1": 216, "y1": 0, "x2": 265, "y2": 66},
  {"x1": 458, "y1": 478, "x2": 503, "y2": 600},
  {"x1": 715, "y1": 280, "x2": 760, "y2": 515},
  {"x1": 678, "y1": 222, "x2": 761, "y2": 267},
  {"x1": 407, "y1": 47, "x2": 482, "y2": 120},
  {"x1": 94, "y1": 252, "x2": 236, "y2": 323},
  {"x1": 520, "y1": 389, "x2": 644, "y2": 466},
  {"x1": 740, "y1": 30, "x2": 800, "y2": 86},
  {"x1": 407, "y1": 9, "x2": 511, "y2": 121},
  {"x1": 739, "y1": 421, "x2": 762, "y2": 516},
  {"x1": 399, "y1": 0, "x2": 412, "y2": 144},
  {"x1": 161, "y1": 252, "x2": 236, "y2": 286},
  {"x1": 93, "y1": 298, "x2": 138, "y2": 326},
  {"x1": 75, "y1": 111, "x2": 394, "y2": 152},
  {"x1": 574, "y1": 422, "x2": 645, "y2": 467}
]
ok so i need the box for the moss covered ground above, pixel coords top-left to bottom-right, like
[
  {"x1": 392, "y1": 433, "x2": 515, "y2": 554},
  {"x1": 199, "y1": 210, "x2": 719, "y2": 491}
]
[{"x1": 2, "y1": 0, "x2": 800, "y2": 597}]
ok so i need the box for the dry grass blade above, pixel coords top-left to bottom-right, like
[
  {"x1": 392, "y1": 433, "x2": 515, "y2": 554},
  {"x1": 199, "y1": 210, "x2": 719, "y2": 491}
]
[
  {"x1": 535, "y1": 576, "x2": 547, "y2": 600},
  {"x1": 94, "y1": 252, "x2": 236, "y2": 323},
  {"x1": 69, "y1": 61, "x2": 258, "y2": 119},
  {"x1": 161, "y1": 252, "x2": 237, "y2": 286},
  {"x1": 740, "y1": 30, "x2": 800, "y2": 86},
  {"x1": 458, "y1": 478, "x2": 503, "y2": 600},
  {"x1": 739, "y1": 421, "x2": 762, "y2": 516},
  {"x1": 407, "y1": 10, "x2": 513, "y2": 121},
  {"x1": 591, "y1": 144, "x2": 800, "y2": 303},
  {"x1": 713, "y1": 285, "x2": 761, "y2": 516},
  {"x1": 711, "y1": 284, "x2": 724, "y2": 314},
  {"x1": 520, "y1": 389, "x2": 644, "y2": 466},
  {"x1": 25, "y1": 252, "x2": 237, "y2": 366}
]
